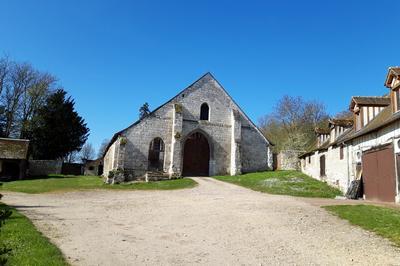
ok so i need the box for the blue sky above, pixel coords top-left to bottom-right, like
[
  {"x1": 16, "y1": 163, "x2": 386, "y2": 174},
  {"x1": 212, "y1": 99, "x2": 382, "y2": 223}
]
[{"x1": 1, "y1": 0, "x2": 399, "y2": 153}]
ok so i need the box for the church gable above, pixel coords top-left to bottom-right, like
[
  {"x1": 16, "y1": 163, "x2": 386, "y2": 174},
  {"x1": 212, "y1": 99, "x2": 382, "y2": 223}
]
[
  {"x1": 169, "y1": 73, "x2": 270, "y2": 144},
  {"x1": 102, "y1": 73, "x2": 272, "y2": 180},
  {"x1": 116, "y1": 72, "x2": 268, "y2": 144}
]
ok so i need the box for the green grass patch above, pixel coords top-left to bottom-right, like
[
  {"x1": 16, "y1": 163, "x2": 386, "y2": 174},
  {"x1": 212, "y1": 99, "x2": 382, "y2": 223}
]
[
  {"x1": 0, "y1": 175, "x2": 197, "y2": 194},
  {"x1": 214, "y1": 170, "x2": 342, "y2": 198},
  {"x1": 0, "y1": 204, "x2": 67, "y2": 265},
  {"x1": 324, "y1": 205, "x2": 400, "y2": 247}
]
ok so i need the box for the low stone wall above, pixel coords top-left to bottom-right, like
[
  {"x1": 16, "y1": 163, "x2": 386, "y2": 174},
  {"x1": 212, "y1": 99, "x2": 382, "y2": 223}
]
[
  {"x1": 28, "y1": 160, "x2": 84, "y2": 176},
  {"x1": 28, "y1": 160, "x2": 63, "y2": 176},
  {"x1": 277, "y1": 150, "x2": 304, "y2": 170}
]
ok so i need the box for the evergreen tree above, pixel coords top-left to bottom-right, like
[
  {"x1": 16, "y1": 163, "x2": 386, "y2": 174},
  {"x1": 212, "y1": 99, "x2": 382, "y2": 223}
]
[
  {"x1": 30, "y1": 89, "x2": 89, "y2": 159},
  {"x1": 139, "y1": 102, "x2": 150, "y2": 119}
]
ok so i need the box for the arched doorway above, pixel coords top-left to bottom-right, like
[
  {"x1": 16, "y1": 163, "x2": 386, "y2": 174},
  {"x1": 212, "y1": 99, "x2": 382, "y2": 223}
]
[
  {"x1": 148, "y1": 138, "x2": 165, "y2": 171},
  {"x1": 182, "y1": 132, "x2": 210, "y2": 176}
]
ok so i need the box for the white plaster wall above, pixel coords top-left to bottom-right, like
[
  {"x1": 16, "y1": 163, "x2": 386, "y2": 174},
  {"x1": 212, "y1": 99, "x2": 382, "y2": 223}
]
[
  {"x1": 301, "y1": 152, "x2": 321, "y2": 181},
  {"x1": 302, "y1": 146, "x2": 350, "y2": 192},
  {"x1": 363, "y1": 107, "x2": 368, "y2": 126},
  {"x1": 324, "y1": 146, "x2": 350, "y2": 192}
]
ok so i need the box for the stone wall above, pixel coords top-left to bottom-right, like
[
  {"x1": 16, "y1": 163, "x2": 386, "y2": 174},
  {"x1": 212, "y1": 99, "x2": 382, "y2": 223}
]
[
  {"x1": 241, "y1": 126, "x2": 270, "y2": 172},
  {"x1": 123, "y1": 108, "x2": 173, "y2": 180},
  {"x1": 277, "y1": 150, "x2": 303, "y2": 171},
  {"x1": 103, "y1": 73, "x2": 272, "y2": 181},
  {"x1": 28, "y1": 160, "x2": 63, "y2": 176}
]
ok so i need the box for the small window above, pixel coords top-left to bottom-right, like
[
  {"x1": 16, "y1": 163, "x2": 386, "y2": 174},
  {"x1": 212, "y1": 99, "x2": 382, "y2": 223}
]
[
  {"x1": 200, "y1": 103, "x2": 209, "y2": 121},
  {"x1": 308, "y1": 156, "x2": 311, "y2": 164},
  {"x1": 89, "y1": 166, "x2": 95, "y2": 171},
  {"x1": 339, "y1": 146, "x2": 344, "y2": 160}
]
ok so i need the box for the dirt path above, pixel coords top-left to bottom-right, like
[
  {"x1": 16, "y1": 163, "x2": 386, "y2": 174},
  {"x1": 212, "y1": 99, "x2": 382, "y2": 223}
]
[{"x1": 2, "y1": 177, "x2": 400, "y2": 265}]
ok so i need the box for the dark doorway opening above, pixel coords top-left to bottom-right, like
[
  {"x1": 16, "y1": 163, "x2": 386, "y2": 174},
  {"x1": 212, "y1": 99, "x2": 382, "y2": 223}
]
[
  {"x1": 182, "y1": 132, "x2": 210, "y2": 176},
  {"x1": 148, "y1": 138, "x2": 165, "y2": 171},
  {"x1": 98, "y1": 164, "x2": 104, "y2": 176},
  {"x1": 1, "y1": 161, "x2": 20, "y2": 180}
]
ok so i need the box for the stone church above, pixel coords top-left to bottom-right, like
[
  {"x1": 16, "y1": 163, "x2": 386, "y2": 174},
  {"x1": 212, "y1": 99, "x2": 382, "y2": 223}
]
[{"x1": 103, "y1": 73, "x2": 273, "y2": 182}]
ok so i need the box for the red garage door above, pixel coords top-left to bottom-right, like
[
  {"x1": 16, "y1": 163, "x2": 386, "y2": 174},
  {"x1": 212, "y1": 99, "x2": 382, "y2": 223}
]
[{"x1": 362, "y1": 145, "x2": 397, "y2": 202}]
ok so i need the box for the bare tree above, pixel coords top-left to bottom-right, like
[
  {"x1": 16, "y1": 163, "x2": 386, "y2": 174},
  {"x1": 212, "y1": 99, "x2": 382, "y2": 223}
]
[
  {"x1": 80, "y1": 143, "x2": 95, "y2": 162},
  {"x1": 0, "y1": 56, "x2": 10, "y2": 136},
  {"x1": 0, "y1": 56, "x2": 10, "y2": 97},
  {"x1": 97, "y1": 139, "x2": 110, "y2": 157},
  {"x1": 0, "y1": 56, "x2": 58, "y2": 138},
  {"x1": 2, "y1": 62, "x2": 36, "y2": 137},
  {"x1": 334, "y1": 110, "x2": 353, "y2": 120},
  {"x1": 19, "y1": 71, "x2": 56, "y2": 138},
  {"x1": 259, "y1": 95, "x2": 329, "y2": 152},
  {"x1": 63, "y1": 150, "x2": 80, "y2": 163}
]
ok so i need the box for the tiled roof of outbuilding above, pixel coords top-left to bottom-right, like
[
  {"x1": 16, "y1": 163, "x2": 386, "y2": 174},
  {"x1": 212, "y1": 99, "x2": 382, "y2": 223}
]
[
  {"x1": 391, "y1": 67, "x2": 400, "y2": 76},
  {"x1": 329, "y1": 119, "x2": 353, "y2": 128},
  {"x1": 351, "y1": 96, "x2": 390, "y2": 106},
  {"x1": 0, "y1": 138, "x2": 29, "y2": 160},
  {"x1": 343, "y1": 105, "x2": 400, "y2": 142},
  {"x1": 314, "y1": 127, "x2": 330, "y2": 134}
]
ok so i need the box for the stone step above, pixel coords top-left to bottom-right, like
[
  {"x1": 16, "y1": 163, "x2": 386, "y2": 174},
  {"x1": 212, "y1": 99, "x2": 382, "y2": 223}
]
[{"x1": 145, "y1": 171, "x2": 170, "y2": 181}]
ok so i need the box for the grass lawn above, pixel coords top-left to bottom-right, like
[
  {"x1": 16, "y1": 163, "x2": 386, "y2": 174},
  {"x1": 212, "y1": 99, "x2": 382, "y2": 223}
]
[
  {"x1": 0, "y1": 175, "x2": 197, "y2": 194},
  {"x1": 0, "y1": 204, "x2": 67, "y2": 265},
  {"x1": 324, "y1": 205, "x2": 400, "y2": 247},
  {"x1": 214, "y1": 170, "x2": 342, "y2": 198}
]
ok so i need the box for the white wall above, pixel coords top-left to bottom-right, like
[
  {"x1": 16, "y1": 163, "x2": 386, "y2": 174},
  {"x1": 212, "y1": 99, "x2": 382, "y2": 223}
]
[{"x1": 301, "y1": 145, "x2": 350, "y2": 192}]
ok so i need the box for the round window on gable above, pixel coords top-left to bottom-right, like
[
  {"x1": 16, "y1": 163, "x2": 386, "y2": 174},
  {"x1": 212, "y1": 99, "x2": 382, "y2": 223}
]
[{"x1": 200, "y1": 103, "x2": 209, "y2": 121}]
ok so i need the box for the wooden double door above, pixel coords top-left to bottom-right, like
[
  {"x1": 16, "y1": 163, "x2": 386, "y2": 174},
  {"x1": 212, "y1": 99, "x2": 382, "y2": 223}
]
[
  {"x1": 362, "y1": 145, "x2": 397, "y2": 202},
  {"x1": 182, "y1": 132, "x2": 210, "y2": 176}
]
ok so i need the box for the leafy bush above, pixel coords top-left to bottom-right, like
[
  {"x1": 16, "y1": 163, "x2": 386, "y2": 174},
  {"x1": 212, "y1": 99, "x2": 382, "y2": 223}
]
[{"x1": 107, "y1": 169, "x2": 125, "y2": 184}]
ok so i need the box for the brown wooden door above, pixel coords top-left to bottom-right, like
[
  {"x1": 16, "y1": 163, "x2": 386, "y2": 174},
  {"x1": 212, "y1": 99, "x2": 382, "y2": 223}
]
[
  {"x1": 362, "y1": 146, "x2": 396, "y2": 202},
  {"x1": 182, "y1": 132, "x2": 210, "y2": 176}
]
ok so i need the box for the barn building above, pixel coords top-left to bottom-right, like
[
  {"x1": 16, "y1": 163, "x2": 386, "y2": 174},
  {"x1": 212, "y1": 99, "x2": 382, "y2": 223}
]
[
  {"x1": 0, "y1": 138, "x2": 29, "y2": 180},
  {"x1": 103, "y1": 73, "x2": 273, "y2": 182},
  {"x1": 300, "y1": 66, "x2": 400, "y2": 203}
]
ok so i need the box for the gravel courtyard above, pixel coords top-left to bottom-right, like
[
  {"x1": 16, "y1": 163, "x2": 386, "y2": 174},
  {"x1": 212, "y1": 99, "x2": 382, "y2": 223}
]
[{"x1": 3, "y1": 177, "x2": 400, "y2": 265}]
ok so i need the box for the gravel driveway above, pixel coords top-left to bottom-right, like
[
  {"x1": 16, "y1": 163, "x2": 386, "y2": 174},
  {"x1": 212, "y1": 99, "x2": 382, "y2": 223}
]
[{"x1": 3, "y1": 177, "x2": 400, "y2": 265}]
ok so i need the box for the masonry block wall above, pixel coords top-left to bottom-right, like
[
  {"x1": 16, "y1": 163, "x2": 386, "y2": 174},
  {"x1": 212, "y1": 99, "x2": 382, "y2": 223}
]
[{"x1": 103, "y1": 73, "x2": 272, "y2": 181}]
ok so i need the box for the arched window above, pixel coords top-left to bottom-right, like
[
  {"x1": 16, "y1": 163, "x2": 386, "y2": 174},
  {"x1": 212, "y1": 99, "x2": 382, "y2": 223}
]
[
  {"x1": 148, "y1": 138, "x2": 165, "y2": 171},
  {"x1": 200, "y1": 103, "x2": 209, "y2": 121}
]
